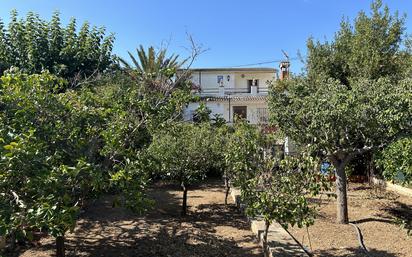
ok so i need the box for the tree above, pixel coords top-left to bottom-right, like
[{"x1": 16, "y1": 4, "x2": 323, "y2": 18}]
[
  {"x1": 376, "y1": 137, "x2": 412, "y2": 185},
  {"x1": 221, "y1": 120, "x2": 329, "y2": 253},
  {"x1": 112, "y1": 44, "x2": 199, "y2": 132},
  {"x1": 146, "y1": 122, "x2": 213, "y2": 216},
  {"x1": 192, "y1": 103, "x2": 212, "y2": 123},
  {"x1": 306, "y1": 0, "x2": 407, "y2": 86},
  {"x1": 94, "y1": 41, "x2": 203, "y2": 217},
  {"x1": 0, "y1": 40, "x2": 197, "y2": 253},
  {"x1": 118, "y1": 45, "x2": 181, "y2": 81},
  {"x1": 270, "y1": 77, "x2": 411, "y2": 224},
  {"x1": 0, "y1": 10, "x2": 115, "y2": 83},
  {"x1": 403, "y1": 36, "x2": 412, "y2": 77},
  {"x1": 0, "y1": 71, "x2": 107, "y2": 256},
  {"x1": 269, "y1": 0, "x2": 412, "y2": 224},
  {"x1": 222, "y1": 121, "x2": 265, "y2": 205},
  {"x1": 98, "y1": 49, "x2": 194, "y2": 206},
  {"x1": 242, "y1": 154, "x2": 329, "y2": 252}
]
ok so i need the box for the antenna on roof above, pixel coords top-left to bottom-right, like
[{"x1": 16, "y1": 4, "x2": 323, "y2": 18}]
[{"x1": 281, "y1": 49, "x2": 289, "y2": 61}]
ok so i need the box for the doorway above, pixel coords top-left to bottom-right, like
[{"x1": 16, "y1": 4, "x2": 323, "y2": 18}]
[{"x1": 233, "y1": 106, "x2": 247, "y2": 120}]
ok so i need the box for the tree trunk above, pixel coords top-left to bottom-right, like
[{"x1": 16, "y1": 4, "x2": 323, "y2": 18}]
[
  {"x1": 335, "y1": 161, "x2": 349, "y2": 224},
  {"x1": 0, "y1": 236, "x2": 5, "y2": 249},
  {"x1": 263, "y1": 219, "x2": 270, "y2": 256},
  {"x1": 56, "y1": 236, "x2": 65, "y2": 257},
  {"x1": 368, "y1": 153, "x2": 375, "y2": 184},
  {"x1": 224, "y1": 176, "x2": 230, "y2": 206},
  {"x1": 181, "y1": 182, "x2": 188, "y2": 216},
  {"x1": 9, "y1": 232, "x2": 17, "y2": 250}
]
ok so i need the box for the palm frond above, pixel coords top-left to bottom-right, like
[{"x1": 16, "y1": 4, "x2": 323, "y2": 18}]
[
  {"x1": 123, "y1": 45, "x2": 182, "y2": 77},
  {"x1": 129, "y1": 51, "x2": 142, "y2": 72},
  {"x1": 138, "y1": 45, "x2": 148, "y2": 72}
]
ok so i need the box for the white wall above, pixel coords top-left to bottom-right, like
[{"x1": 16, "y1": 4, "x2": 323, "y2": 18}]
[
  {"x1": 191, "y1": 72, "x2": 235, "y2": 90},
  {"x1": 184, "y1": 101, "x2": 225, "y2": 121},
  {"x1": 233, "y1": 72, "x2": 275, "y2": 91},
  {"x1": 190, "y1": 70, "x2": 275, "y2": 93},
  {"x1": 186, "y1": 69, "x2": 273, "y2": 124},
  {"x1": 184, "y1": 100, "x2": 268, "y2": 124}
]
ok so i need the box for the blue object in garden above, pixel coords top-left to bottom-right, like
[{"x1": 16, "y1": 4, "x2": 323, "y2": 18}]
[
  {"x1": 396, "y1": 171, "x2": 405, "y2": 182},
  {"x1": 320, "y1": 161, "x2": 331, "y2": 175}
]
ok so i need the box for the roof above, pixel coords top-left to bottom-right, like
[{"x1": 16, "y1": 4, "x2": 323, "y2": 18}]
[{"x1": 182, "y1": 67, "x2": 278, "y2": 72}]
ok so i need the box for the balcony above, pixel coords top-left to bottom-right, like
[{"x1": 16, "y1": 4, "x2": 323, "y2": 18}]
[{"x1": 196, "y1": 85, "x2": 268, "y2": 97}]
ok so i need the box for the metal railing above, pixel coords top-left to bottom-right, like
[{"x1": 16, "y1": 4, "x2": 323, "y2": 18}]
[
  {"x1": 257, "y1": 87, "x2": 269, "y2": 93},
  {"x1": 199, "y1": 88, "x2": 220, "y2": 94},
  {"x1": 197, "y1": 86, "x2": 269, "y2": 96},
  {"x1": 224, "y1": 87, "x2": 251, "y2": 94}
]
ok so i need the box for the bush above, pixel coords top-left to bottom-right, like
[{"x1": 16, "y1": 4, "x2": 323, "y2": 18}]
[
  {"x1": 376, "y1": 137, "x2": 412, "y2": 185},
  {"x1": 0, "y1": 71, "x2": 107, "y2": 250}
]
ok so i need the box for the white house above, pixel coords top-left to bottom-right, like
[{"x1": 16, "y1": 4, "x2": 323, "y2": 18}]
[{"x1": 184, "y1": 67, "x2": 281, "y2": 124}]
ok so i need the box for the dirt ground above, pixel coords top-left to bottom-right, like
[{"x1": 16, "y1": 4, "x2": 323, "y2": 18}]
[
  {"x1": 288, "y1": 183, "x2": 412, "y2": 257},
  {"x1": 15, "y1": 180, "x2": 262, "y2": 257}
]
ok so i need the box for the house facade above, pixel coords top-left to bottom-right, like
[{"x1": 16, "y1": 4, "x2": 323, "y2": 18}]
[{"x1": 184, "y1": 67, "x2": 279, "y2": 124}]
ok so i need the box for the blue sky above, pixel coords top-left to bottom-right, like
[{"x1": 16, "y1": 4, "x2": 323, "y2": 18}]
[{"x1": 1, "y1": 0, "x2": 412, "y2": 73}]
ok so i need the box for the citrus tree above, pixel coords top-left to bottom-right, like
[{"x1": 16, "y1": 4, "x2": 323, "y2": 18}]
[
  {"x1": 242, "y1": 154, "x2": 329, "y2": 252},
  {"x1": 146, "y1": 122, "x2": 214, "y2": 216},
  {"x1": 0, "y1": 70, "x2": 107, "y2": 256},
  {"x1": 376, "y1": 137, "x2": 412, "y2": 185},
  {"x1": 0, "y1": 48, "x2": 195, "y2": 254},
  {"x1": 223, "y1": 121, "x2": 266, "y2": 205},
  {"x1": 221, "y1": 121, "x2": 330, "y2": 252},
  {"x1": 0, "y1": 9, "x2": 200, "y2": 255},
  {"x1": 269, "y1": 0, "x2": 412, "y2": 224},
  {"x1": 270, "y1": 77, "x2": 411, "y2": 224}
]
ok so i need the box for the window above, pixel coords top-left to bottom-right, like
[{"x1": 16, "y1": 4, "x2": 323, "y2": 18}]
[
  {"x1": 247, "y1": 80, "x2": 253, "y2": 93},
  {"x1": 247, "y1": 79, "x2": 259, "y2": 86},
  {"x1": 247, "y1": 79, "x2": 259, "y2": 93},
  {"x1": 233, "y1": 106, "x2": 247, "y2": 120},
  {"x1": 217, "y1": 75, "x2": 224, "y2": 85},
  {"x1": 257, "y1": 108, "x2": 268, "y2": 123}
]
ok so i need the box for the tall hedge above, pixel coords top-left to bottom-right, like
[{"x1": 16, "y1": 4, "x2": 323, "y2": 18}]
[{"x1": 0, "y1": 10, "x2": 115, "y2": 83}]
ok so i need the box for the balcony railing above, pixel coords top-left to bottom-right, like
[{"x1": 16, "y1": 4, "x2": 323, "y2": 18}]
[
  {"x1": 224, "y1": 87, "x2": 251, "y2": 94},
  {"x1": 196, "y1": 86, "x2": 268, "y2": 96},
  {"x1": 257, "y1": 87, "x2": 269, "y2": 93},
  {"x1": 199, "y1": 88, "x2": 220, "y2": 94}
]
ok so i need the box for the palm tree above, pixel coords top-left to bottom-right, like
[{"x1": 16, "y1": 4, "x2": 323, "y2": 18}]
[{"x1": 118, "y1": 45, "x2": 182, "y2": 79}]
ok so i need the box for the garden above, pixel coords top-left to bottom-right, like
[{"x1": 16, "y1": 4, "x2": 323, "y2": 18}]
[{"x1": 0, "y1": 1, "x2": 411, "y2": 257}]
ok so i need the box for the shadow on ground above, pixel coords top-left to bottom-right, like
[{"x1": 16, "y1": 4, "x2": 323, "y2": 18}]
[
  {"x1": 13, "y1": 181, "x2": 261, "y2": 257},
  {"x1": 315, "y1": 247, "x2": 397, "y2": 257},
  {"x1": 379, "y1": 200, "x2": 412, "y2": 234},
  {"x1": 61, "y1": 226, "x2": 259, "y2": 257}
]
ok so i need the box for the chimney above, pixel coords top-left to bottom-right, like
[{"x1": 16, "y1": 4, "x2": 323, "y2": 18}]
[{"x1": 279, "y1": 61, "x2": 290, "y2": 80}]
